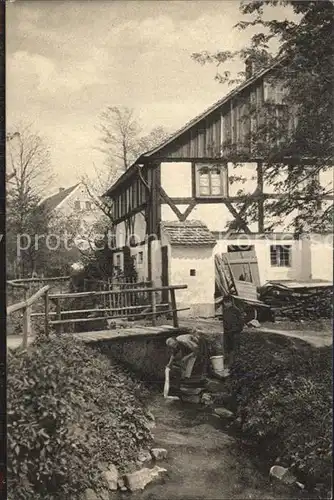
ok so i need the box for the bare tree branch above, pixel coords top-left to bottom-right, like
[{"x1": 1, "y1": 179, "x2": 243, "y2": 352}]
[{"x1": 96, "y1": 105, "x2": 170, "y2": 185}]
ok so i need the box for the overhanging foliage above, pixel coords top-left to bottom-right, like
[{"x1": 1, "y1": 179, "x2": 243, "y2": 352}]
[{"x1": 192, "y1": 1, "x2": 334, "y2": 232}]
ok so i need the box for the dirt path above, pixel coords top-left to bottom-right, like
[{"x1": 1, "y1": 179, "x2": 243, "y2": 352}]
[
  {"x1": 252, "y1": 327, "x2": 332, "y2": 348},
  {"x1": 7, "y1": 335, "x2": 34, "y2": 350},
  {"x1": 133, "y1": 394, "x2": 302, "y2": 500},
  {"x1": 177, "y1": 318, "x2": 332, "y2": 348}
]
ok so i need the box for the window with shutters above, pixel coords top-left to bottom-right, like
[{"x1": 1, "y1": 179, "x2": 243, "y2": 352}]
[{"x1": 195, "y1": 163, "x2": 227, "y2": 197}]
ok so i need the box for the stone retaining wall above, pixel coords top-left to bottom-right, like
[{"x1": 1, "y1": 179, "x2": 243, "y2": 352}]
[{"x1": 94, "y1": 333, "x2": 172, "y2": 382}]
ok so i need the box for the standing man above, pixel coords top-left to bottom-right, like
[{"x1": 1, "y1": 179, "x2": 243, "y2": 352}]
[{"x1": 222, "y1": 296, "x2": 244, "y2": 367}]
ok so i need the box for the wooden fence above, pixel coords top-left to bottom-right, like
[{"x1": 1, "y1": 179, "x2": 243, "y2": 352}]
[
  {"x1": 8, "y1": 280, "x2": 188, "y2": 342},
  {"x1": 32, "y1": 283, "x2": 188, "y2": 332},
  {"x1": 81, "y1": 278, "x2": 150, "y2": 310}
]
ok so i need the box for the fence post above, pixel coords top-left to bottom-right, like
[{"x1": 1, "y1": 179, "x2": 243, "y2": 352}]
[
  {"x1": 55, "y1": 298, "x2": 63, "y2": 335},
  {"x1": 44, "y1": 289, "x2": 49, "y2": 338},
  {"x1": 22, "y1": 301, "x2": 32, "y2": 350},
  {"x1": 22, "y1": 289, "x2": 32, "y2": 348},
  {"x1": 108, "y1": 279, "x2": 112, "y2": 314},
  {"x1": 22, "y1": 307, "x2": 29, "y2": 349},
  {"x1": 151, "y1": 280, "x2": 157, "y2": 326},
  {"x1": 170, "y1": 287, "x2": 179, "y2": 328}
]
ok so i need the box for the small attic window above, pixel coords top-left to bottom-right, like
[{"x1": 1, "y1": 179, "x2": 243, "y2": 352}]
[
  {"x1": 74, "y1": 200, "x2": 81, "y2": 210},
  {"x1": 195, "y1": 163, "x2": 227, "y2": 197},
  {"x1": 85, "y1": 201, "x2": 92, "y2": 210},
  {"x1": 190, "y1": 269, "x2": 196, "y2": 276}
]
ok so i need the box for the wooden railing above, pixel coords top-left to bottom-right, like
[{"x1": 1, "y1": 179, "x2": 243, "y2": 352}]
[
  {"x1": 7, "y1": 276, "x2": 70, "y2": 297},
  {"x1": 8, "y1": 276, "x2": 70, "y2": 284},
  {"x1": 32, "y1": 283, "x2": 188, "y2": 332},
  {"x1": 7, "y1": 285, "x2": 50, "y2": 348}
]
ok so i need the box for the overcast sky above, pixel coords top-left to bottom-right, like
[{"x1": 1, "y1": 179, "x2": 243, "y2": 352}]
[{"x1": 7, "y1": 0, "x2": 295, "y2": 194}]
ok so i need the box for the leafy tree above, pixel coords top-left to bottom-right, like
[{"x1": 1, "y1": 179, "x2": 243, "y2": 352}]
[
  {"x1": 6, "y1": 125, "x2": 54, "y2": 277},
  {"x1": 192, "y1": 1, "x2": 334, "y2": 233},
  {"x1": 38, "y1": 211, "x2": 82, "y2": 277},
  {"x1": 6, "y1": 125, "x2": 82, "y2": 278}
]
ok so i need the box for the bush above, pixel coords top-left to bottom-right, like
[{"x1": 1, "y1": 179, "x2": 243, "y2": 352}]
[
  {"x1": 8, "y1": 336, "x2": 153, "y2": 500},
  {"x1": 227, "y1": 332, "x2": 332, "y2": 491}
]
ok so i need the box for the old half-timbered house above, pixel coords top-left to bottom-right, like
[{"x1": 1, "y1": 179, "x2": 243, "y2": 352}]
[{"x1": 104, "y1": 59, "x2": 333, "y2": 317}]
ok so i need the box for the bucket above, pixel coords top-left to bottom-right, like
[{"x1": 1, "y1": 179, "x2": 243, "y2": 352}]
[{"x1": 210, "y1": 355, "x2": 225, "y2": 375}]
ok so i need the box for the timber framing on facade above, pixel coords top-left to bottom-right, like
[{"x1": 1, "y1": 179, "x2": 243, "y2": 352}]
[{"x1": 105, "y1": 59, "x2": 334, "y2": 243}]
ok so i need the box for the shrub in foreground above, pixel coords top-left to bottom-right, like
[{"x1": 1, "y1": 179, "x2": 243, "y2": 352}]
[
  {"x1": 227, "y1": 332, "x2": 332, "y2": 491},
  {"x1": 8, "y1": 336, "x2": 153, "y2": 500}
]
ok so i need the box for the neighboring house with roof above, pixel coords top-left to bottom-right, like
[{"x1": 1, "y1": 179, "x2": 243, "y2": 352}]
[
  {"x1": 104, "y1": 58, "x2": 333, "y2": 316},
  {"x1": 40, "y1": 183, "x2": 102, "y2": 247}
]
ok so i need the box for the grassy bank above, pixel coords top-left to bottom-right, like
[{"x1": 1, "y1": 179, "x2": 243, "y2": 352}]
[
  {"x1": 226, "y1": 331, "x2": 332, "y2": 494},
  {"x1": 8, "y1": 336, "x2": 153, "y2": 500}
]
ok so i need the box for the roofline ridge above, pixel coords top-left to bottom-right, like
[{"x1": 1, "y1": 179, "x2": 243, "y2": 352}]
[
  {"x1": 104, "y1": 55, "x2": 286, "y2": 197},
  {"x1": 39, "y1": 182, "x2": 81, "y2": 209}
]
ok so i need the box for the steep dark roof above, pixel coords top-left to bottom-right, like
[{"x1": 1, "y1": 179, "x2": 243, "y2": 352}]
[
  {"x1": 40, "y1": 184, "x2": 79, "y2": 212},
  {"x1": 142, "y1": 61, "x2": 282, "y2": 159},
  {"x1": 161, "y1": 220, "x2": 217, "y2": 246}
]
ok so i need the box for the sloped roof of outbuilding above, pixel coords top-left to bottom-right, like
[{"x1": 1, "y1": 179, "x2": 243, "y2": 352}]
[{"x1": 161, "y1": 220, "x2": 217, "y2": 246}]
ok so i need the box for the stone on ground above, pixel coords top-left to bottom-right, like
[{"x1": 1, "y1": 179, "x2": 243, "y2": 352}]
[
  {"x1": 211, "y1": 369, "x2": 230, "y2": 380},
  {"x1": 124, "y1": 465, "x2": 167, "y2": 491},
  {"x1": 205, "y1": 378, "x2": 226, "y2": 393},
  {"x1": 180, "y1": 394, "x2": 201, "y2": 404},
  {"x1": 137, "y1": 449, "x2": 152, "y2": 464},
  {"x1": 84, "y1": 488, "x2": 99, "y2": 500},
  {"x1": 179, "y1": 385, "x2": 203, "y2": 395},
  {"x1": 117, "y1": 478, "x2": 127, "y2": 491},
  {"x1": 213, "y1": 407, "x2": 234, "y2": 420},
  {"x1": 201, "y1": 392, "x2": 214, "y2": 406},
  {"x1": 102, "y1": 464, "x2": 118, "y2": 490},
  {"x1": 269, "y1": 465, "x2": 297, "y2": 486},
  {"x1": 247, "y1": 319, "x2": 261, "y2": 328},
  {"x1": 151, "y1": 448, "x2": 168, "y2": 460}
]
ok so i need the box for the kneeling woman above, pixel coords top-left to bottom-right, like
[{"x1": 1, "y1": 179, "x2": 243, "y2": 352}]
[{"x1": 165, "y1": 333, "x2": 208, "y2": 396}]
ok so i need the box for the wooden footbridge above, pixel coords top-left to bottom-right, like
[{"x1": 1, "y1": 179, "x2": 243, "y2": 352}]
[{"x1": 7, "y1": 280, "x2": 190, "y2": 350}]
